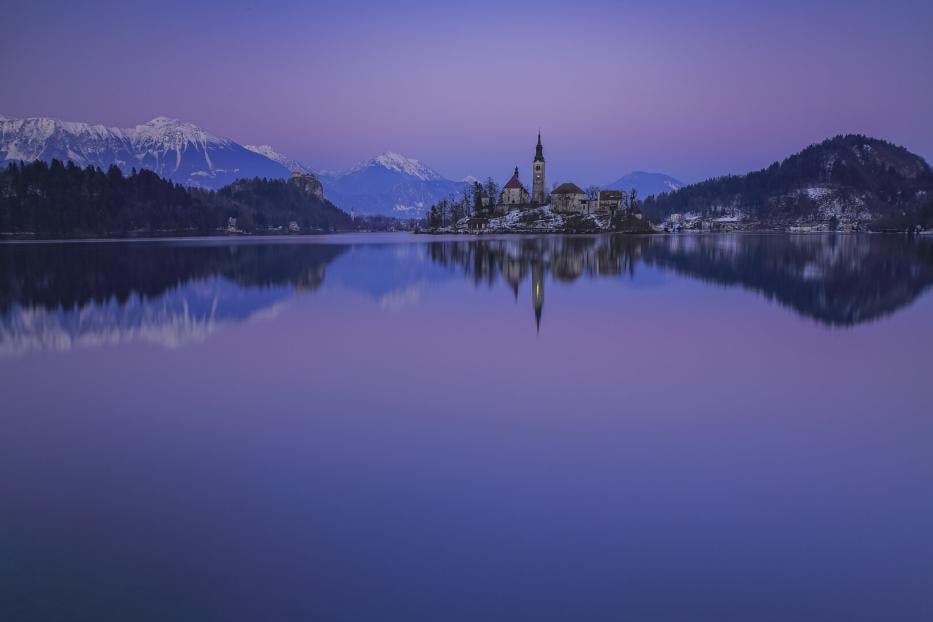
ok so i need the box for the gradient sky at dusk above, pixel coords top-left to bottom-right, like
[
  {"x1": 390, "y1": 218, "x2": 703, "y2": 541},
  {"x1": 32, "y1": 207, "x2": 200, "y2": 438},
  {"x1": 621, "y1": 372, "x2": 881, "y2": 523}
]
[{"x1": 3, "y1": 0, "x2": 932, "y2": 184}]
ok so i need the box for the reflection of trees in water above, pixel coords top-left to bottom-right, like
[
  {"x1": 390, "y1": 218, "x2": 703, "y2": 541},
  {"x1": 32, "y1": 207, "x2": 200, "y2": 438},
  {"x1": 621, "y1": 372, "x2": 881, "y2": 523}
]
[
  {"x1": 0, "y1": 242, "x2": 347, "y2": 313},
  {"x1": 426, "y1": 234, "x2": 933, "y2": 328},
  {"x1": 646, "y1": 234, "x2": 933, "y2": 326},
  {"x1": 0, "y1": 242, "x2": 349, "y2": 356}
]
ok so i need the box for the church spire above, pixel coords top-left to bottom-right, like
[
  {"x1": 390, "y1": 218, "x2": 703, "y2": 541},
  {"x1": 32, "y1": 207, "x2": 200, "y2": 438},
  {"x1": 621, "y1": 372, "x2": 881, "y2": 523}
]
[{"x1": 531, "y1": 131, "x2": 546, "y2": 204}]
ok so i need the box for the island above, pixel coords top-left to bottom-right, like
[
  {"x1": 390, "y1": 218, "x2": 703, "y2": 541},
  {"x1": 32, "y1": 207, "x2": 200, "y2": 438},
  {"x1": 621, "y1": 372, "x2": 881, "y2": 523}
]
[{"x1": 420, "y1": 133, "x2": 652, "y2": 235}]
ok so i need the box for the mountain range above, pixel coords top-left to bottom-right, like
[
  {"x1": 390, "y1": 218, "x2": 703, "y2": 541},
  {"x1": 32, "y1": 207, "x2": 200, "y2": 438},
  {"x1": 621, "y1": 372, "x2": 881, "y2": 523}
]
[
  {"x1": 1, "y1": 114, "x2": 686, "y2": 219},
  {"x1": 0, "y1": 116, "x2": 287, "y2": 189},
  {"x1": 0, "y1": 115, "x2": 471, "y2": 217}
]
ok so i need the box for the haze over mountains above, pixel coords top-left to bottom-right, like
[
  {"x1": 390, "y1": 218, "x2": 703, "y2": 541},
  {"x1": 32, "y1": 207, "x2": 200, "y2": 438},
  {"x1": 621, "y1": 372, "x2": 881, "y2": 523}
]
[{"x1": 1, "y1": 114, "x2": 684, "y2": 218}]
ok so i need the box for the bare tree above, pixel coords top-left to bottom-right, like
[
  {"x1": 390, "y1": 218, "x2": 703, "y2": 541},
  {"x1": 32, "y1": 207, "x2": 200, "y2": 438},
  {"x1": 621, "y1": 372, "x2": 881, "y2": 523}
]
[{"x1": 484, "y1": 177, "x2": 499, "y2": 209}]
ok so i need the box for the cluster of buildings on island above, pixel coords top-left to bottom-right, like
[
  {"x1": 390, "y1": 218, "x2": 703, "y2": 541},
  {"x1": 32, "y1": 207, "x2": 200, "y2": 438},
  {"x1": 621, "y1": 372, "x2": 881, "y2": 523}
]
[{"x1": 478, "y1": 132, "x2": 633, "y2": 217}]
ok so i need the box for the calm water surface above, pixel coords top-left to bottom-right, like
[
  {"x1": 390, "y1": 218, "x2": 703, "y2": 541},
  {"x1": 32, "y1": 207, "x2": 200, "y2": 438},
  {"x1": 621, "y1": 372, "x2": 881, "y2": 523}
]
[{"x1": 2, "y1": 233, "x2": 932, "y2": 621}]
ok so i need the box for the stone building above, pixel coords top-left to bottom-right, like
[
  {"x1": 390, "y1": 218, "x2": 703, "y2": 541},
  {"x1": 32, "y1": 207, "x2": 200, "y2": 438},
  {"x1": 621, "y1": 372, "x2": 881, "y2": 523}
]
[
  {"x1": 550, "y1": 182, "x2": 586, "y2": 213},
  {"x1": 587, "y1": 190, "x2": 624, "y2": 215},
  {"x1": 500, "y1": 167, "x2": 529, "y2": 206}
]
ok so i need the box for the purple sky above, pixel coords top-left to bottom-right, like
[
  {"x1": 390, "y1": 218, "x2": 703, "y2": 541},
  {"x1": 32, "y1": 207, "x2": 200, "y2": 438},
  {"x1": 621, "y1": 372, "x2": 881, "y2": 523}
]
[{"x1": 2, "y1": 0, "x2": 932, "y2": 184}]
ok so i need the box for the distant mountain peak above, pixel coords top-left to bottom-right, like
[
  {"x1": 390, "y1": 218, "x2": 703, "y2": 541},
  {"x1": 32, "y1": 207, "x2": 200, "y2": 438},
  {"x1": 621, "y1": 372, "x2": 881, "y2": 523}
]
[
  {"x1": 606, "y1": 171, "x2": 684, "y2": 197},
  {"x1": 131, "y1": 117, "x2": 229, "y2": 148},
  {"x1": 351, "y1": 151, "x2": 444, "y2": 181}
]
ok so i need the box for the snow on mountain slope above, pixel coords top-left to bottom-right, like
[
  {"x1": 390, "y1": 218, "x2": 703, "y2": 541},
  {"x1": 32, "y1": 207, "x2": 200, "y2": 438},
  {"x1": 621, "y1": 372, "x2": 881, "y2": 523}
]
[
  {"x1": 346, "y1": 152, "x2": 445, "y2": 182},
  {"x1": 0, "y1": 115, "x2": 291, "y2": 189},
  {"x1": 1, "y1": 114, "x2": 472, "y2": 216},
  {"x1": 323, "y1": 152, "x2": 467, "y2": 217},
  {"x1": 244, "y1": 144, "x2": 314, "y2": 174},
  {"x1": 0, "y1": 117, "x2": 134, "y2": 168}
]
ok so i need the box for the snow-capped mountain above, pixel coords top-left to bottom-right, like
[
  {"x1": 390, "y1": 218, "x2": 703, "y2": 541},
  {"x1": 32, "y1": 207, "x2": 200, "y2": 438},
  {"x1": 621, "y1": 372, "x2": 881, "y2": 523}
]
[
  {"x1": 244, "y1": 144, "x2": 314, "y2": 175},
  {"x1": 606, "y1": 171, "x2": 684, "y2": 198},
  {"x1": 0, "y1": 115, "x2": 291, "y2": 189},
  {"x1": 1, "y1": 114, "x2": 472, "y2": 216},
  {"x1": 347, "y1": 152, "x2": 445, "y2": 182},
  {"x1": 319, "y1": 152, "x2": 469, "y2": 217}
]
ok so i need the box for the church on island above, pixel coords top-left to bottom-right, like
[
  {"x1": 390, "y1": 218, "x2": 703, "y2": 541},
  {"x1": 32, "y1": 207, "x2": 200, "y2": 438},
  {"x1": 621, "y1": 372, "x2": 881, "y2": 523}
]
[{"x1": 493, "y1": 132, "x2": 627, "y2": 217}]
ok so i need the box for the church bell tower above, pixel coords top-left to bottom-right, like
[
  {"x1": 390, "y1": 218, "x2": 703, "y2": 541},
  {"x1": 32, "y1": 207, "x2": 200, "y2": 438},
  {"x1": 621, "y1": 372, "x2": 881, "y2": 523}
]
[{"x1": 532, "y1": 131, "x2": 546, "y2": 204}]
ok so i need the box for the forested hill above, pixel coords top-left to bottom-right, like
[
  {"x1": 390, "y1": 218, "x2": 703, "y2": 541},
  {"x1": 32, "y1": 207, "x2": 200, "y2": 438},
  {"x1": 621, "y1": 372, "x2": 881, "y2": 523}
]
[
  {"x1": 643, "y1": 135, "x2": 933, "y2": 228},
  {"x1": 0, "y1": 160, "x2": 354, "y2": 238}
]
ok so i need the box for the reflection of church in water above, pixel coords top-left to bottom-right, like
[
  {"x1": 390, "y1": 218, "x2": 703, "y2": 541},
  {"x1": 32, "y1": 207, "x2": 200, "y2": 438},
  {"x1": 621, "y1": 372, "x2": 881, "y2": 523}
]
[
  {"x1": 433, "y1": 237, "x2": 644, "y2": 332},
  {"x1": 503, "y1": 255, "x2": 545, "y2": 331}
]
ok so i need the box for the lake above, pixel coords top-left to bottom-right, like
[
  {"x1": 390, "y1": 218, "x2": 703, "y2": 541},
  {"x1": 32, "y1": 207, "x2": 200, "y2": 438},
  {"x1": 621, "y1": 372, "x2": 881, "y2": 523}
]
[{"x1": 2, "y1": 233, "x2": 932, "y2": 621}]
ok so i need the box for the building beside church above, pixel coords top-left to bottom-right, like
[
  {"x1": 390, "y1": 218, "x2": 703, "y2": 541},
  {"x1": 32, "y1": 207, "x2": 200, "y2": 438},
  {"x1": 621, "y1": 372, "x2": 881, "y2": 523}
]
[
  {"x1": 551, "y1": 182, "x2": 586, "y2": 213},
  {"x1": 552, "y1": 186, "x2": 627, "y2": 215},
  {"x1": 586, "y1": 190, "x2": 624, "y2": 215}
]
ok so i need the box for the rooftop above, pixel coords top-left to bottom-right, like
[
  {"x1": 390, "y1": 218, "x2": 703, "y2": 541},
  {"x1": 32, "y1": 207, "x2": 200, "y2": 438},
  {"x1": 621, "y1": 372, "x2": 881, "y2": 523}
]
[{"x1": 552, "y1": 182, "x2": 584, "y2": 195}]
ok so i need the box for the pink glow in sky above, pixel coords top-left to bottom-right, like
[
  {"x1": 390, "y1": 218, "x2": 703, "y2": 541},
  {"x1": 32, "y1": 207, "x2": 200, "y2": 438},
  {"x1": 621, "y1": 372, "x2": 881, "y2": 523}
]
[{"x1": 2, "y1": 0, "x2": 932, "y2": 184}]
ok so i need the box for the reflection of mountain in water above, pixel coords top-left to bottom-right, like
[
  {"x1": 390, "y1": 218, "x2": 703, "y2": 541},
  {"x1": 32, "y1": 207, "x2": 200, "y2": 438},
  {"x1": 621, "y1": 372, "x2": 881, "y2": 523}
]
[
  {"x1": 0, "y1": 242, "x2": 346, "y2": 356},
  {"x1": 426, "y1": 234, "x2": 933, "y2": 329},
  {"x1": 3, "y1": 234, "x2": 931, "y2": 354}
]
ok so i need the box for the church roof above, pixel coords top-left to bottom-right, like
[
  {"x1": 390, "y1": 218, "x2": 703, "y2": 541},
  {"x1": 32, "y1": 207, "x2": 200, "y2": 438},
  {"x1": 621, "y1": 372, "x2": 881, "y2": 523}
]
[
  {"x1": 504, "y1": 168, "x2": 523, "y2": 189},
  {"x1": 552, "y1": 182, "x2": 584, "y2": 195}
]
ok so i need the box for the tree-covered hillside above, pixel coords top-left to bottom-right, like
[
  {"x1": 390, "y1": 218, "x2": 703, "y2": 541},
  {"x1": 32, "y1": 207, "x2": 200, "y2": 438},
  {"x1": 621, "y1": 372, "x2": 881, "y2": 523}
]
[
  {"x1": 643, "y1": 135, "x2": 933, "y2": 228},
  {"x1": 0, "y1": 160, "x2": 352, "y2": 238}
]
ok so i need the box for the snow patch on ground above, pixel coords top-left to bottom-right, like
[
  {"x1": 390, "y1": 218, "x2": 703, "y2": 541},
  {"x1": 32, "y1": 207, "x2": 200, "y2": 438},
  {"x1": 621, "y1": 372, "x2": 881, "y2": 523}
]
[
  {"x1": 804, "y1": 187, "x2": 833, "y2": 200},
  {"x1": 485, "y1": 205, "x2": 564, "y2": 231}
]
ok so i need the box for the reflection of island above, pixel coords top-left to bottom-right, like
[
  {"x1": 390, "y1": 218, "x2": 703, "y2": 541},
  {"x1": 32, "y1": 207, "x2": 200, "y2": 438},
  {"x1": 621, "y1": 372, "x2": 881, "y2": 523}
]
[
  {"x1": 3, "y1": 234, "x2": 932, "y2": 354},
  {"x1": 426, "y1": 234, "x2": 933, "y2": 329},
  {"x1": 0, "y1": 242, "x2": 347, "y2": 356},
  {"x1": 427, "y1": 237, "x2": 645, "y2": 331}
]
